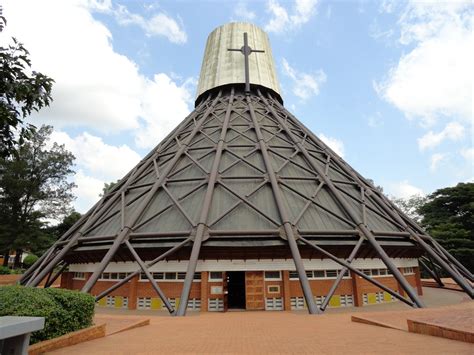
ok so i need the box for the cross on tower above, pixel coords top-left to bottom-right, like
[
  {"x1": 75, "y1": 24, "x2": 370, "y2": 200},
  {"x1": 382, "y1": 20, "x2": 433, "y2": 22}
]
[{"x1": 228, "y1": 32, "x2": 265, "y2": 95}]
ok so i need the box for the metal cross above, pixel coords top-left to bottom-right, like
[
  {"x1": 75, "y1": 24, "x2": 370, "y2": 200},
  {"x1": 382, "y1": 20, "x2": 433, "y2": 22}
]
[{"x1": 228, "y1": 32, "x2": 265, "y2": 94}]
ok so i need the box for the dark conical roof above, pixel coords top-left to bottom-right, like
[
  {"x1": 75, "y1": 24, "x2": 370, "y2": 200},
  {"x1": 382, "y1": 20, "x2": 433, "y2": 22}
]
[{"x1": 51, "y1": 86, "x2": 426, "y2": 256}]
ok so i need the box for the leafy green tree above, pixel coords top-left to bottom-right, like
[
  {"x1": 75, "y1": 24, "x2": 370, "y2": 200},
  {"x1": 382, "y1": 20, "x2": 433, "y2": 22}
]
[
  {"x1": 0, "y1": 8, "x2": 54, "y2": 158},
  {"x1": 100, "y1": 180, "x2": 120, "y2": 197},
  {"x1": 0, "y1": 125, "x2": 76, "y2": 267},
  {"x1": 418, "y1": 182, "x2": 474, "y2": 272}
]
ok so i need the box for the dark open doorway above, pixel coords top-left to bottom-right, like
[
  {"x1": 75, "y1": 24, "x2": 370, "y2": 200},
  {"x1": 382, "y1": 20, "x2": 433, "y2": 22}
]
[{"x1": 227, "y1": 271, "x2": 246, "y2": 309}]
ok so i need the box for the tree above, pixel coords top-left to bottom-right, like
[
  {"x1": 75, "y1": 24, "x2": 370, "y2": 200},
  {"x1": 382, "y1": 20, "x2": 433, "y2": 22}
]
[
  {"x1": 391, "y1": 194, "x2": 427, "y2": 225},
  {"x1": 100, "y1": 180, "x2": 120, "y2": 197},
  {"x1": 0, "y1": 125, "x2": 76, "y2": 267},
  {"x1": 0, "y1": 7, "x2": 54, "y2": 158},
  {"x1": 418, "y1": 182, "x2": 474, "y2": 272}
]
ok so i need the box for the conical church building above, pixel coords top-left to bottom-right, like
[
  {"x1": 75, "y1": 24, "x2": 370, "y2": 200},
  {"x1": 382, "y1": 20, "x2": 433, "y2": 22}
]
[{"x1": 22, "y1": 23, "x2": 473, "y2": 316}]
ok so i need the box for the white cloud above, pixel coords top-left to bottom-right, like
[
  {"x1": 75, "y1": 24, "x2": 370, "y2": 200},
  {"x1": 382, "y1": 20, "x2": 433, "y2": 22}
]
[
  {"x1": 319, "y1": 133, "x2": 344, "y2": 158},
  {"x1": 282, "y1": 58, "x2": 326, "y2": 100},
  {"x1": 430, "y1": 153, "x2": 447, "y2": 172},
  {"x1": 1, "y1": 0, "x2": 192, "y2": 138},
  {"x1": 460, "y1": 147, "x2": 474, "y2": 163},
  {"x1": 379, "y1": 0, "x2": 397, "y2": 14},
  {"x1": 417, "y1": 121, "x2": 465, "y2": 150},
  {"x1": 375, "y1": 2, "x2": 473, "y2": 126},
  {"x1": 50, "y1": 131, "x2": 141, "y2": 181},
  {"x1": 73, "y1": 170, "x2": 105, "y2": 213},
  {"x1": 234, "y1": 2, "x2": 256, "y2": 21},
  {"x1": 135, "y1": 74, "x2": 193, "y2": 149},
  {"x1": 388, "y1": 180, "x2": 424, "y2": 199},
  {"x1": 114, "y1": 5, "x2": 187, "y2": 44},
  {"x1": 264, "y1": 0, "x2": 318, "y2": 33}
]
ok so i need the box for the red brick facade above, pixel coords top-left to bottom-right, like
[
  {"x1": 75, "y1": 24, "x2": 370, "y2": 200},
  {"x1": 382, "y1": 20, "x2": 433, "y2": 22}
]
[{"x1": 61, "y1": 267, "x2": 422, "y2": 311}]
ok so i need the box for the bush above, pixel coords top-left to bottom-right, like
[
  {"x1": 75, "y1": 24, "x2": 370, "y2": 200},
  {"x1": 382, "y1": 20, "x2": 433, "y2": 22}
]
[
  {"x1": 0, "y1": 286, "x2": 95, "y2": 344},
  {"x1": 23, "y1": 254, "x2": 38, "y2": 268},
  {"x1": 0, "y1": 266, "x2": 10, "y2": 274}
]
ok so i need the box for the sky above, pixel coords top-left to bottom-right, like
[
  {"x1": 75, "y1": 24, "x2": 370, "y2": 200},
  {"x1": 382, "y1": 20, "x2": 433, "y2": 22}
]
[{"x1": 2, "y1": 0, "x2": 473, "y2": 214}]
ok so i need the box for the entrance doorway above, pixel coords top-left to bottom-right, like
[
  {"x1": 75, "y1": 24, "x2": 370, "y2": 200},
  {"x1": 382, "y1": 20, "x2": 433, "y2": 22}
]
[{"x1": 227, "y1": 271, "x2": 246, "y2": 309}]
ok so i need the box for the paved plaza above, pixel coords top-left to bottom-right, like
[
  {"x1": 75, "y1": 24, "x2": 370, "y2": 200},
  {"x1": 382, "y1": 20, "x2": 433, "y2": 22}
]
[{"x1": 48, "y1": 288, "x2": 473, "y2": 354}]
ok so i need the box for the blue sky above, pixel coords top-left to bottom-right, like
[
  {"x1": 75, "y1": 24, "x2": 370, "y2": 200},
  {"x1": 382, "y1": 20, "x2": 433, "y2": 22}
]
[{"x1": 2, "y1": 0, "x2": 472, "y2": 213}]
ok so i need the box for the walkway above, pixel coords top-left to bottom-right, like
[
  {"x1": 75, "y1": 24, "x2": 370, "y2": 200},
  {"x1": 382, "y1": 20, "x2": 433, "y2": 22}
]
[{"x1": 48, "y1": 288, "x2": 473, "y2": 354}]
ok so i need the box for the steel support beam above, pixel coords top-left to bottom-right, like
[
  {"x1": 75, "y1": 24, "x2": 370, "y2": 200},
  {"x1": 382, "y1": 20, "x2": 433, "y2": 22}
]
[
  {"x1": 247, "y1": 94, "x2": 319, "y2": 314},
  {"x1": 419, "y1": 259, "x2": 444, "y2": 287},
  {"x1": 272, "y1": 95, "x2": 472, "y2": 296},
  {"x1": 298, "y1": 236, "x2": 415, "y2": 307},
  {"x1": 96, "y1": 238, "x2": 191, "y2": 301},
  {"x1": 125, "y1": 241, "x2": 175, "y2": 314},
  {"x1": 320, "y1": 236, "x2": 364, "y2": 311},
  {"x1": 176, "y1": 89, "x2": 235, "y2": 316},
  {"x1": 26, "y1": 96, "x2": 212, "y2": 287},
  {"x1": 82, "y1": 93, "x2": 221, "y2": 294},
  {"x1": 260, "y1": 91, "x2": 424, "y2": 308}
]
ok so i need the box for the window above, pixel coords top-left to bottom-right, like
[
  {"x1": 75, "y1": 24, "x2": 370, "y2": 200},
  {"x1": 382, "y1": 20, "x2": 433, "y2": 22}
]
[
  {"x1": 137, "y1": 297, "x2": 151, "y2": 309},
  {"x1": 73, "y1": 272, "x2": 85, "y2": 280},
  {"x1": 379, "y1": 269, "x2": 388, "y2": 276},
  {"x1": 326, "y1": 270, "x2": 338, "y2": 278},
  {"x1": 375, "y1": 291, "x2": 384, "y2": 303},
  {"x1": 106, "y1": 296, "x2": 115, "y2": 307},
  {"x1": 315, "y1": 295, "x2": 325, "y2": 306},
  {"x1": 264, "y1": 271, "x2": 281, "y2": 280},
  {"x1": 403, "y1": 267, "x2": 414, "y2": 274},
  {"x1": 165, "y1": 272, "x2": 177, "y2": 280},
  {"x1": 193, "y1": 272, "x2": 201, "y2": 280},
  {"x1": 209, "y1": 272, "x2": 223, "y2": 281},
  {"x1": 289, "y1": 271, "x2": 299, "y2": 279},
  {"x1": 340, "y1": 294, "x2": 354, "y2": 307},
  {"x1": 208, "y1": 298, "x2": 224, "y2": 311},
  {"x1": 363, "y1": 293, "x2": 368, "y2": 305},
  {"x1": 290, "y1": 297, "x2": 305, "y2": 310},
  {"x1": 267, "y1": 285, "x2": 280, "y2": 293},
  {"x1": 177, "y1": 272, "x2": 186, "y2": 280},
  {"x1": 100, "y1": 272, "x2": 131, "y2": 280},
  {"x1": 187, "y1": 298, "x2": 201, "y2": 311},
  {"x1": 265, "y1": 298, "x2": 283, "y2": 310},
  {"x1": 314, "y1": 270, "x2": 325, "y2": 278}
]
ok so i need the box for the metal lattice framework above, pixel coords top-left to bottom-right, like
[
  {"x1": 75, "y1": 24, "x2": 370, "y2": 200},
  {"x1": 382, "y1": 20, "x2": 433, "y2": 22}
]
[{"x1": 21, "y1": 86, "x2": 473, "y2": 316}]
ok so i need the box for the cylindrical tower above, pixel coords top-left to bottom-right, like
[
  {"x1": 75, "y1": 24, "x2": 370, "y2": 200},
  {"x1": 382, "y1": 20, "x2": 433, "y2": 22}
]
[{"x1": 195, "y1": 22, "x2": 282, "y2": 105}]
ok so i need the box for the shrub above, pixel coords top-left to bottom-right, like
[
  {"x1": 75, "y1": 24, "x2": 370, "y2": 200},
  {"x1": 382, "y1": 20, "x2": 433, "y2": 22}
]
[
  {"x1": 0, "y1": 286, "x2": 95, "y2": 344},
  {"x1": 23, "y1": 254, "x2": 38, "y2": 268},
  {"x1": 0, "y1": 266, "x2": 10, "y2": 274}
]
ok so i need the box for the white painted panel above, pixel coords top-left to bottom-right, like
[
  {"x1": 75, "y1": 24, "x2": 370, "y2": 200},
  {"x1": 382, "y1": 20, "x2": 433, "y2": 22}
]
[{"x1": 69, "y1": 258, "x2": 419, "y2": 272}]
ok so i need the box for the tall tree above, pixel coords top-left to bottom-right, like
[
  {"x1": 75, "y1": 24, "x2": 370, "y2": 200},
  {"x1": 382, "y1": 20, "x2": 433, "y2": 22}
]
[
  {"x1": 0, "y1": 7, "x2": 54, "y2": 158},
  {"x1": 418, "y1": 182, "x2": 474, "y2": 272},
  {"x1": 0, "y1": 125, "x2": 76, "y2": 267}
]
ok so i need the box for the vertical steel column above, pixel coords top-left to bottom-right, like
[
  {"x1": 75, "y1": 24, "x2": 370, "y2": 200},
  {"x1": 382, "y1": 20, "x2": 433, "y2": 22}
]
[
  {"x1": 247, "y1": 94, "x2": 319, "y2": 314},
  {"x1": 82, "y1": 93, "x2": 222, "y2": 293},
  {"x1": 176, "y1": 89, "x2": 235, "y2": 316},
  {"x1": 260, "y1": 91, "x2": 424, "y2": 308}
]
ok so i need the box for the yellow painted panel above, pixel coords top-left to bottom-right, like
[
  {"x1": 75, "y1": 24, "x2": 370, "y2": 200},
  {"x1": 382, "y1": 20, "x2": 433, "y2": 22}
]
[
  {"x1": 97, "y1": 297, "x2": 106, "y2": 306},
  {"x1": 115, "y1": 296, "x2": 123, "y2": 308},
  {"x1": 329, "y1": 295, "x2": 341, "y2": 307},
  {"x1": 175, "y1": 298, "x2": 180, "y2": 308},
  {"x1": 367, "y1": 293, "x2": 377, "y2": 304},
  {"x1": 383, "y1": 292, "x2": 392, "y2": 302},
  {"x1": 151, "y1": 298, "x2": 162, "y2": 310}
]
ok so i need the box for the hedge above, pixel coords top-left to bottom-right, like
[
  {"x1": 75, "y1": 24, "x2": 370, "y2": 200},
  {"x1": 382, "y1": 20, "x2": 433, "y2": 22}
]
[{"x1": 0, "y1": 286, "x2": 95, "y2": 344}]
